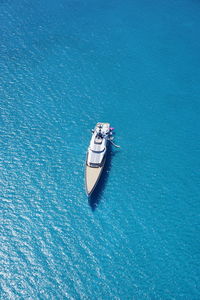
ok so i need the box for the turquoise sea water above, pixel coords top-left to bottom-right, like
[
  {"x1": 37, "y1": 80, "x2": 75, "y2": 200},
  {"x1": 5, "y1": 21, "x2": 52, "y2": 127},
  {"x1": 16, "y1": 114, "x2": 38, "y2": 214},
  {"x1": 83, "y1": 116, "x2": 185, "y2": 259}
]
[{"x1": 1, "y1": 0, "x2": 200, "y2": 298}]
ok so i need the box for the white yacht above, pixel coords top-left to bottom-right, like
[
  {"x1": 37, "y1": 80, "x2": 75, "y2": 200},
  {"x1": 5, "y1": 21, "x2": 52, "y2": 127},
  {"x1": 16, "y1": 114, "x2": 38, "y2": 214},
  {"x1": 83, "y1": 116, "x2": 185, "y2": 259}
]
[{"x1": 85, "y1": 123, "x2": 111, "y2": 196}]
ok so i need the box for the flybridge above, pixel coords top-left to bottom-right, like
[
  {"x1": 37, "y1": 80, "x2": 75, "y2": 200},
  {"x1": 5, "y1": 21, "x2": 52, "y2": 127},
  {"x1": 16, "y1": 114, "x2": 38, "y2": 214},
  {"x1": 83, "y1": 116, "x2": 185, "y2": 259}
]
[{"x1": 87, "y1": 123, "x2": 110, "y2": 167}]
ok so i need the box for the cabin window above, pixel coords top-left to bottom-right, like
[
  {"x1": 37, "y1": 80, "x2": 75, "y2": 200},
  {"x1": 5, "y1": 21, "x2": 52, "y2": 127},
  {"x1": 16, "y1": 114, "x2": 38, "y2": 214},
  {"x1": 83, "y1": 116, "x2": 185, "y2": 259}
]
[{"x1": 89, "y1": 163, "x2": 100, "y2": 168}]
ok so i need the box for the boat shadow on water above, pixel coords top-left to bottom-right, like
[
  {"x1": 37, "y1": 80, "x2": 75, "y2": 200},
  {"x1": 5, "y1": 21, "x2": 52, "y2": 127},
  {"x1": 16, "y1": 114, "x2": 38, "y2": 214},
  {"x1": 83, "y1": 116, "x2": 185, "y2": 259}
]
[{"x1": 88, "y1": 145, "x2": 118, "y2": 211}]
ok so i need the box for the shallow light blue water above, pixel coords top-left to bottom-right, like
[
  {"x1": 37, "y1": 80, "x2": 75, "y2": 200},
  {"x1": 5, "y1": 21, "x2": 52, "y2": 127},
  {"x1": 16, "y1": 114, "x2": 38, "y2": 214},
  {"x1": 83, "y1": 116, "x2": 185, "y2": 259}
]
[{"x1": 1, "y1": 0, "x2": 200, "y2": 299}]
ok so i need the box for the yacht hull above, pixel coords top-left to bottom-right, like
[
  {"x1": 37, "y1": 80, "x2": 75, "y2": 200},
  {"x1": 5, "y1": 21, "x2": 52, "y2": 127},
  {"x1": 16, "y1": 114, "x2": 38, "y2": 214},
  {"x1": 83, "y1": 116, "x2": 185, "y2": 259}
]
[{"x1": 85, "y1": 122, "x2": 110, "y2": 196}]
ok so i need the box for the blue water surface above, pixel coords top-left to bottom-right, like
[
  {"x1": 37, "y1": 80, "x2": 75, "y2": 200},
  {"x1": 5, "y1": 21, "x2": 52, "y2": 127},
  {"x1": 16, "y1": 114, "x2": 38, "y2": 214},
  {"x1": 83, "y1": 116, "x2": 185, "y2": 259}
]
[{"x1": 1, "y1": 0, "x2": 200, "y2": 299}]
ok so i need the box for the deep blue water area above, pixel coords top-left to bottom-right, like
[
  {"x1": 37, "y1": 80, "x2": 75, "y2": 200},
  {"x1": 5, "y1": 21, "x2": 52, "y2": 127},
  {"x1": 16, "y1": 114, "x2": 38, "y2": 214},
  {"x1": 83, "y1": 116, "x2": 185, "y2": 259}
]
[{"x1": 1, "y1": 0, "x2": 200, "y2": 299}]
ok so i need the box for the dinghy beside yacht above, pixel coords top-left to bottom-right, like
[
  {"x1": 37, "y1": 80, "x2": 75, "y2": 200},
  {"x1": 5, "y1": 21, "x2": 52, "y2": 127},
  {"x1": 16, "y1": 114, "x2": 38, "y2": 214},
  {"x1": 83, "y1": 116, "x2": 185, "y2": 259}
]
[{"x1": 85, "y1": 122, "x2": 119, "y2": 196}]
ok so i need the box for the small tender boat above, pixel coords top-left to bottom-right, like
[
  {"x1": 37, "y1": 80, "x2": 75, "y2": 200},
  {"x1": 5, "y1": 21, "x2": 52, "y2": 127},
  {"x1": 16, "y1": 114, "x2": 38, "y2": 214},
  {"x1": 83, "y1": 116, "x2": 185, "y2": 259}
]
[{"x1": 85, "y1": 122, "x2": 112, "y2": 196}]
